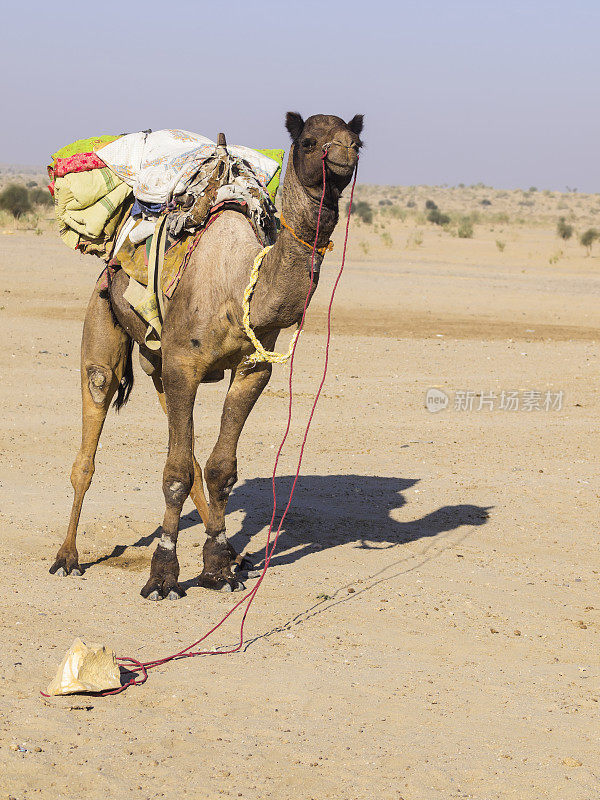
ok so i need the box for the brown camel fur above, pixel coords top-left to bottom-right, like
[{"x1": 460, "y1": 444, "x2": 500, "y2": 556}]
[{"x1": 49, "y1": 112, "x2": 364, "y2": 599}]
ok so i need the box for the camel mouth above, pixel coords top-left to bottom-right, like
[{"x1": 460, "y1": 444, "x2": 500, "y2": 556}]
[{"x1": 325, "y1": 155, "x2": 357, "y2": 175}]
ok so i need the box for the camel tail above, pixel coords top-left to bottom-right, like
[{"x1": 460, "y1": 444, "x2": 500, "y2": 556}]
[{"x1": 113, "y1": 339, "x2": 134, "y2": 412}]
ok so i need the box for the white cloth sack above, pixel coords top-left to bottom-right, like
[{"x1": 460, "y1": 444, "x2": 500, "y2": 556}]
[{"x1": 98, "y1": 129, "x2": 280, "y2": 204}]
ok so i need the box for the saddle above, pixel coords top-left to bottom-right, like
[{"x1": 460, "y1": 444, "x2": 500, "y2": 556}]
[{"x1": 103, "y1": 199, "x2": 272, "y2": 351}]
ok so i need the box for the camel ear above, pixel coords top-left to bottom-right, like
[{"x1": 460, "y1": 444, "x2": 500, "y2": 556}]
[
  {"x1": 347, "y1": 114, "x2": 364, "y2": 136},
  {"x1": 285, "y1": 111, "x2": 305, "y2": 141}
]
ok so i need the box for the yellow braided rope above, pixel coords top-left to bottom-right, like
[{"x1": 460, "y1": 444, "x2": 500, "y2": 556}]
[{"x1": 242, "y1": 245, "x2": 300, "y2": 364}]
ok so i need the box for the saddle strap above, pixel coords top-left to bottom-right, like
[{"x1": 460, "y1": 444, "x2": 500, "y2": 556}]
[{"x1": 149, "y1": 215, "x2": 170, "y2": 324}]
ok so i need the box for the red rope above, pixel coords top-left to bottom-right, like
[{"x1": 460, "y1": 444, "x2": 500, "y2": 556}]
[{"x1": 42, "y1": 151, "x2": 358, "y2": 698}]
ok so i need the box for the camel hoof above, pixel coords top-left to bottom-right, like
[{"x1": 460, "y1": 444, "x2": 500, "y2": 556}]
[
  {"x1": 167, "y1": 590, "x2": 182, "y2": 601},
  {"x1": 246, "y1": 569, "x2": 262, "y2": 579},
  {"x1": 71, "y1": 568, "x2": 83, "y2": 577},
  {"x1": 233, "y1": 581, "x2": 246, "y2": 592},
  {"x1": 147, "y1": 590, "x2": 162, "y2": 601},
  {"x1": 234, "y1": 556, "x2": 254, "y2": 573},
  {"x1": 220, "y1": 582, "x2": 233, "y2": 593},
  {"x1": 55, "y1": 567, "x2": 67, "y2": 577}
]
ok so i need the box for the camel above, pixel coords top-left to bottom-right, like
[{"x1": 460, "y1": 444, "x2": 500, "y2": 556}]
[{"x1": 49, "y1": 112, "x2": 364, "y2": 599}]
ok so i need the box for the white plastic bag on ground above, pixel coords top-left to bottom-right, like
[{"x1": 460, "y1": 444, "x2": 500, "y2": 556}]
[{"x1": 46, "y1": 638, "x2": 121, "y2": 695}]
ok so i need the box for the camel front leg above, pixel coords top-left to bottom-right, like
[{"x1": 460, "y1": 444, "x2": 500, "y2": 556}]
[
  {"x1": 141, "y1": 362, "x2": 199, "y2": 600},
  {"x1": 199, "y1": 359, "x2": 273, "y2": 591},
  {"x1": 151, "y1": 373, "x2": 210, "y2": 527}
]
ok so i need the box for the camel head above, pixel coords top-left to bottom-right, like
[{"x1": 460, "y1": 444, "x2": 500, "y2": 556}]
[{"x1": 285, "y1": 112, "x2": 363, "y2": 196}]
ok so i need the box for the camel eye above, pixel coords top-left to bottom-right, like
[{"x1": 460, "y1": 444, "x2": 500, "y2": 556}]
[{"x1": 301, "y1": 137, "x2": 316, "y2": 150}]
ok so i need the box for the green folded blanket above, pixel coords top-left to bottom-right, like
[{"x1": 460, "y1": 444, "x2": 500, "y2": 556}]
[{"x1": 51, "y1": 134, "x2": 120, "y2": 162}]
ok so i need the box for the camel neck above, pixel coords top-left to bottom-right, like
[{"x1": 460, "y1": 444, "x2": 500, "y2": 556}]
[{"x1": 249, "y1": 159, "x2": 339, "y2": 331}]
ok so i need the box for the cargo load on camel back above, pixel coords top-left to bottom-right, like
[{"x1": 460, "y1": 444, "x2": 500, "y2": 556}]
[{"x1": 48, "y1": 129, "x2": 284, "y2": 346}]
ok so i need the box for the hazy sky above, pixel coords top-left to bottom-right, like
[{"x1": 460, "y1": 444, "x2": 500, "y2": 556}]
[{"x1": 3, "y1": 0, "x2": 600, "y2": 191}]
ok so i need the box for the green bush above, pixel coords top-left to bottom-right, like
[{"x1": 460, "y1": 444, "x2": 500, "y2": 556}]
[
  {"x1": 427, "y1": 208, "x2": 450, "y2": 226},
  {"x1": 29, "y1": 187, "x2": 53, "y2": 207},
  {"x1": 457, "y1": 217, "x2": 474, "y2": 238},
  {"x1": 425, "y1": 199, "x2": 438, "y2": 210},
  {"x1": 580, "y1": 228, "x2": 599, "y2": 255},
  {"x1": 349, "y1": 200, "x2": 373, "y2": 224},
  {"x1": 556, "y1": 216, "x2": 573, "y2": 240},
  {"x1": 0, "y1": 184, "x2": 32, "y2": 218}
]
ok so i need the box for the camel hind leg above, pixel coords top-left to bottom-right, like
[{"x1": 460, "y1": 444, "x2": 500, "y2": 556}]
[{"x1": 50, "y1": 284, "x2": 132, "y2": 576}]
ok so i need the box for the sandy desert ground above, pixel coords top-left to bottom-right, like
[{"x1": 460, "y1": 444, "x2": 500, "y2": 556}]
[{"x1": 1, "y1": 187, "x2": 599, "y2": 799}]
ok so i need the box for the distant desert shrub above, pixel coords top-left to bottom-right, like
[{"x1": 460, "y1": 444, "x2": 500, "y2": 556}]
[
  {"x1": 529, "y1": 186, "x2": 538, "y2": 192},
  {"x1": 548, "y1": 250, "x2": 563, "y2": 265},
  {"x1": 580, "y1": 228, "x2": 599, "y2": 255},
  {"x1": 29, "y1": 187, "x2": 53, "y2": 207},
  {"x1": 359, "y1": 240, "x2": 370, "y2": 255},
  {"x1": 495, "y1": 239, "x2": 506, "y2": 252},
  {"x1": 406, "y1": 200, "x2": 416, "y2": 208},
  {"x1": 457, "y1": 217, "x2": 474, "y2": 238},
  {"x1": 556, "y1": 216, "x2": 574, "y2": 240},
  {"x1": 425, "y1": 199, "x2": 438, "y2": 210},
  {"x1": 349, "y1": 200, "x2": 373, "y2": 224},
  {"x1": 380, "y1": 231, "x2": 393, "y2": 247},
  {"x1": 427, "y1": 208, "x2": 450, "y2": 226},
  {"x1": 407, "y1": 230, "x2": 423, "y2": 248},
  {"x1": 0, "y1": 183, "x2": 32, "y2": 218},
  {"x1": 378, "y1": 199, "x2": 392, "y2": 206},
  {"x1": 26, "y1": 180, "x2": 37, "y2": 188},
  {"x1": 387, "y1": 205, "x2": 406, "y2": 220}
]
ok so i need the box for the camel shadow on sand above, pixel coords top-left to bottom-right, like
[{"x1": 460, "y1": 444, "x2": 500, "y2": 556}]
[
  {"x1": 222, "y1": 474, "x2": 490, "y2": 569},
  {"x1": 82, "y1": 474, "x2": 491, "y2": 578}
]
